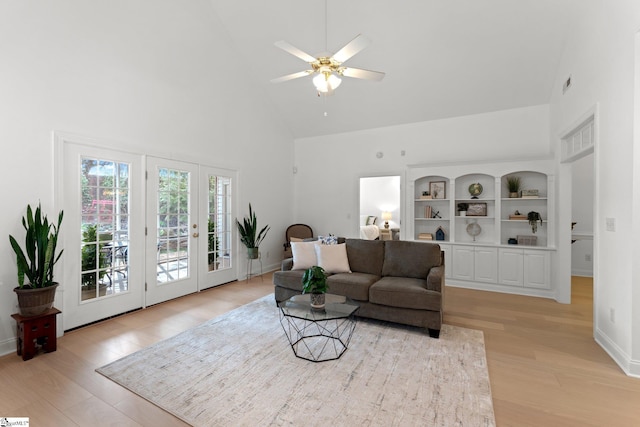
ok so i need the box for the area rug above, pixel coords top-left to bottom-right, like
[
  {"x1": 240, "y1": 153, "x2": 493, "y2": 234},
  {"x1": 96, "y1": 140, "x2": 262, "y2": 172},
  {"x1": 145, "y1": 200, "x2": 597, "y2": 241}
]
[{"x1": 97, "y1": 295, "x2": 495, "y2": 426}]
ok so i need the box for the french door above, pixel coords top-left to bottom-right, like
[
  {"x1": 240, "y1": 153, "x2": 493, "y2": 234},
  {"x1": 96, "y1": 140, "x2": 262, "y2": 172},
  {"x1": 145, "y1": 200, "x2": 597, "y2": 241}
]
[
  {"x1": 61, "y1": 142, "x2": 145, "y2": 330},
  {"x1": 59, "y1": 138, "x2": 236, "y2": 329},
  {"x1": 145, "y1": 158, "x2": 237, "y2": 306}
]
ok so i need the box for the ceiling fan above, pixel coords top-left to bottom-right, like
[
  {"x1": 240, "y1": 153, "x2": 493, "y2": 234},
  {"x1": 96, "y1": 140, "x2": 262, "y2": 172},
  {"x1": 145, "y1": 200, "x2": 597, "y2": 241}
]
[{"x1": 271, "y1": 34, "x2": 385, "y2": 95}]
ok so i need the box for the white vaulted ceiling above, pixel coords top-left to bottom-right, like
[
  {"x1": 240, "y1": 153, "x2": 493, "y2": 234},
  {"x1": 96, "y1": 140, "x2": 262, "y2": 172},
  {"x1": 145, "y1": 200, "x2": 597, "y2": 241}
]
[{"x1": 209, "y1": 0, "x2": 579, "y2": 138}]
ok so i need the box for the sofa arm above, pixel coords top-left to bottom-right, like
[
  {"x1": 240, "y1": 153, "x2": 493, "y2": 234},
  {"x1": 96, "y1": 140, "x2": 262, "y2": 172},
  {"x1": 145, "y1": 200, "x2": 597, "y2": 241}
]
[
  {"x1": 281, "y1": 258, "x2": 294, "y2": 271},
  {"x1": 426, "y1": 265, "x2": 444, "y2": 293}
]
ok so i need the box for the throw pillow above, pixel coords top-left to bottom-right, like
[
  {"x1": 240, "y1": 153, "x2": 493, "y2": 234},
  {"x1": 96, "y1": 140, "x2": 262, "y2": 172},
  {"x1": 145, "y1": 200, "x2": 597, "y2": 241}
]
[
  {"x1": 291, "y1": 241, "x2": 320, "y2": 270},
  {"x1": 318, "y1": 235, "x2": 338, "y2": 245},
  {"x1": 315, "y1": 243, "x2": 351, "y2": 274},
  {"x1": 366, "y1": 216, "x2": 377, "y2": 225}
]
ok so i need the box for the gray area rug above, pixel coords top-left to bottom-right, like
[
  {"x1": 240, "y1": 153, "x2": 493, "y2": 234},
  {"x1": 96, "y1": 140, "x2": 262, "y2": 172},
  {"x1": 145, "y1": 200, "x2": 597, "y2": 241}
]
[{"x1": 97, "y1": 295, "x2": 495, "y2": 426}]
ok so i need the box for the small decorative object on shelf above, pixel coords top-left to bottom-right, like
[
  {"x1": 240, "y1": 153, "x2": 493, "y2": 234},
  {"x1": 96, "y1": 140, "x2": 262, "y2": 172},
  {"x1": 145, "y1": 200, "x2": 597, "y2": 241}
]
[
  {"x1": 420, "y1": 191, "x2": 432, "y2": 200},
  {"x1": 429, "y1": 181, "x2": 446, "y2": 199},
  {"x1": 527, "y1": 211, "x2": 543, "y2": 233},
  {"x1": 509, "y1": 209, "x2": 526, "y2": 220},
  {"x1": 468, "y1": 182, "x2": 483, "y2": 199},
  {"x1": 521, "y1": 189, "x2": 539, "y2": 199},
  {"x1": 508, "y1": 237, "x2": 518, "y2": 245},
  {"x1": 506, "y1": 175, "x2": 521, "y2": 198},
  {"x1": 418, "y1": 233, "x2": 433, "y2": 240},
  {"x1": 466, "y1": 222, "x2": 482, "y2": 242},
  {"x1": 467, "y1": 203, "x2": 487, "y2": 216},
  {"x1": 517, "y1": 235, "x2": 537, "y2": 246},
  {"x1": 457, "y1": 203, "x2": 468, "y2": 217},
  {"x1": 435, "y1": 227, "x2": 445, "y2": 241}
]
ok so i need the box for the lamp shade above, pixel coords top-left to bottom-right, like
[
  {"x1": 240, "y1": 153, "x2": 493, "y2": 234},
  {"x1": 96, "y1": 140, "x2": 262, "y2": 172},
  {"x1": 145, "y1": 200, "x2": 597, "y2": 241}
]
[{"x1": 382, "y1": 212, "x2": 392, "y2": 221}]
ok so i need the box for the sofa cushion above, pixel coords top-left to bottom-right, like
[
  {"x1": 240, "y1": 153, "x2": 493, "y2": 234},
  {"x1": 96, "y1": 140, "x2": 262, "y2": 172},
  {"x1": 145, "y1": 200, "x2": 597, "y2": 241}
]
[
  {"x1": 382, "y1": 241, "x2": 441, "y2": 279},
  {"x1": 369, "y1": 276, "x2": 441, "y2": 311},
  {"x1": 315, "y1": 243, "x2": 351, "y2": 273},
  {"x1": 345, "y1": 238, "x2": 385, "y2": 276},
  {"x1": 327, "y1": 272, "x2": 379, "y2": 301},
  {"x1": 291, "y1": 241, "x2": 320, "y2": 270},
  {"x1": 272, "y1": 270, "x2": 305, "y2": 292}
]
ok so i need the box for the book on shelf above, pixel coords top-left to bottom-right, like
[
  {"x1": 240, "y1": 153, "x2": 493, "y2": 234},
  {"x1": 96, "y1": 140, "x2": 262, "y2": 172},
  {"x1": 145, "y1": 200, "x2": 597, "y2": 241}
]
[
  {"x1": 418, "y1": 233, "x2": 433, "y2": 240},
  {"x1": 425, "y1": 205, "x2": 432, "y2": 218},
  {"x1": 509, "y1": 215, "x2": 527, "y2": 220}
]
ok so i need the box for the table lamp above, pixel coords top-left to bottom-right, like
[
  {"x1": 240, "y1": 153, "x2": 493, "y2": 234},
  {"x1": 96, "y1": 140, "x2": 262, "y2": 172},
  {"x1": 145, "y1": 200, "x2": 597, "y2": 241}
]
[{"x1": 382, "y1": 212, "x2": 392, "y2": 229}]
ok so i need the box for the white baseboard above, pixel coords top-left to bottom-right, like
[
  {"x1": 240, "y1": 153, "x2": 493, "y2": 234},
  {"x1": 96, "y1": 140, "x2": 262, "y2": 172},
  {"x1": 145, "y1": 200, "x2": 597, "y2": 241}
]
[
  {"x1": 595, "y1": 327, "x2": 640, "y2": 378},
  {"x1": 571, "y1": 269, "x2": 593, "y2": 277},
  {"x1": 0, "y1": 337, "x2": 17, "y2": 358}
]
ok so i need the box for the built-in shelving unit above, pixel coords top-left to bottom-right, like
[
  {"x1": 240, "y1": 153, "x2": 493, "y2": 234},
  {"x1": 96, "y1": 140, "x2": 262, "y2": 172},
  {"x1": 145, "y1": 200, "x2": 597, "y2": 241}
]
[{"x1": 406, "y1": 160, "x2": 556, "y2": 298}]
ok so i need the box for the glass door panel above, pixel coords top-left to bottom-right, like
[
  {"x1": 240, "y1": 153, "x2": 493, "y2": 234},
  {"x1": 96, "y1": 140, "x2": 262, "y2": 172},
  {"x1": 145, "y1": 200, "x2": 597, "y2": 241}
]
[
  {"x1": 199, "y1": 166, "x2": 237, "y2": 288},
  {"x1": 146, "y1": 157, "x2": 198, "y2": 306},
  {"x1": 60, "y1": 139, "x2": 144, "y2": 330}
]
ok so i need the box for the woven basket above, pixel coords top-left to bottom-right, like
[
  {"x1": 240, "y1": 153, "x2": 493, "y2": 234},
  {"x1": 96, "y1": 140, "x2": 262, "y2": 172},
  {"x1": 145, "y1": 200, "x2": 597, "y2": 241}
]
[{"x1": 14, "y1": 283, "x2": 59, "y2": 317}]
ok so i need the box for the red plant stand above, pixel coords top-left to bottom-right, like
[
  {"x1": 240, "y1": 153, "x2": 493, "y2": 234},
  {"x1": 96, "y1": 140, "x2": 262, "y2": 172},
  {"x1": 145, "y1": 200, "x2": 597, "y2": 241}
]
[{"x1": 11, "y1": 308, "x2": 61, "y2": 361}]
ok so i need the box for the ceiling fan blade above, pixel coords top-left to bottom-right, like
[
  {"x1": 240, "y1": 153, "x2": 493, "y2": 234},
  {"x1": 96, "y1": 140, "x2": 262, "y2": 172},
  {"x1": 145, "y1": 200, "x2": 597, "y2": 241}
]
[
  {"x1": 270, "y1": 70, "x2": 314, "y2": 84},
  {"x1": 332, "y1": 34, "x2": 371, "y2": 64},
  {"x1": 341, "y1": 67, "x2": 385, "y2": 81},
  {"x1": 274, "y1": 40, "x2": 317, "y2": 63}
]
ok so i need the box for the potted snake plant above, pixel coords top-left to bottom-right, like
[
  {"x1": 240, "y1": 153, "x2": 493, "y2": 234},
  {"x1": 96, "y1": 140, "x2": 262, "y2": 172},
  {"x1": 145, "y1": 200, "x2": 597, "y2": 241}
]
[
  {"x1": 236, "y1": 203, "x2": 270, "y2": 259},
  {"x1": 9, "y1": 203, "x2": 64, "y2": 316}
]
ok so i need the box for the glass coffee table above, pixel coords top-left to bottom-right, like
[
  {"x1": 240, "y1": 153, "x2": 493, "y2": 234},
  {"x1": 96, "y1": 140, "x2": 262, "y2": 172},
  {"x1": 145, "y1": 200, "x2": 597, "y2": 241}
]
[{"x1": 278, "y1": 293, "x2": 359, "y2": 362}]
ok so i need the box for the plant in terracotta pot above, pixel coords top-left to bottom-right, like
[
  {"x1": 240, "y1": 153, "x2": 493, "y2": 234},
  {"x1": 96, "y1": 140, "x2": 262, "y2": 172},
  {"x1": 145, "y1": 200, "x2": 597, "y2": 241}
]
[
  {"x1": 236, "y1": 203, "x2": 270, "y2": 259},
  {"x1": 9, "y1": 203, "x2": 64, "y2": 316},
  {"x1": 302, "y1": 265, "x2": 328, "y2": 309},
  {"x1": 527, "y1": 211, "x2": 543, "y2": 233},
  {"x1": 506, "y1": 175, "x2": 521, "y2": 198}
]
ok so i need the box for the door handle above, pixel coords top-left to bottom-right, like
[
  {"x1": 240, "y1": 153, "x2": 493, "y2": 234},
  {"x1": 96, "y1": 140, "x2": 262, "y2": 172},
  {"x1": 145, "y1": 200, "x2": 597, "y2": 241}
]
[{"x1": 193, "y1": 232, "x2": 199, "y2": 238}]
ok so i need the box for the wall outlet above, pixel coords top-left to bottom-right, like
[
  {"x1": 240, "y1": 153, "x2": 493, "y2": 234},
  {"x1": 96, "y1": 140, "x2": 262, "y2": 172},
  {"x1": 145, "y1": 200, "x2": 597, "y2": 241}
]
[
  {"x1": 606, "y1": 217, "x2": 616, "y2": 232},
  {"x1": 610, "y1": 308, "x2": 615, "y2": 323}
]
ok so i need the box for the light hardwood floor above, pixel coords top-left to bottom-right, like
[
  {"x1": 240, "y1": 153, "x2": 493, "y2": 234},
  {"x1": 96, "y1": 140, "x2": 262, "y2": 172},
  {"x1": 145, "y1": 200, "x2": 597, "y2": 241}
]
[{"x1": 0, "y1": 274, "x2": 638, "y2": 426}]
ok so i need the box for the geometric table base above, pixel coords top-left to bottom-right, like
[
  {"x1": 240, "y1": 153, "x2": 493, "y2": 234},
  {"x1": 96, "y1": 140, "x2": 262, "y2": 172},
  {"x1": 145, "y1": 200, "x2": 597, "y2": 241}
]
[{"x1": 279, "y1": 306, "x2": 357, "y2": 362}]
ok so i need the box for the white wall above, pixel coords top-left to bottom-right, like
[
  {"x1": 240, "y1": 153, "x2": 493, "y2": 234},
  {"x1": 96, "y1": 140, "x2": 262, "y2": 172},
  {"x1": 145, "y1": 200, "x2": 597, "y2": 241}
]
[
  {"x1": 294, "y1": 104, "x2": 552, "y2": 238},
  {"x1": 549, "y1": 0, "x2": 640, "y2": 375},
  {"x1": 571, "y1": 154, "x2": 594, "y2": 276},
  {"x1": 0, "y1": 1, "x2": 293, "y2": 354}
]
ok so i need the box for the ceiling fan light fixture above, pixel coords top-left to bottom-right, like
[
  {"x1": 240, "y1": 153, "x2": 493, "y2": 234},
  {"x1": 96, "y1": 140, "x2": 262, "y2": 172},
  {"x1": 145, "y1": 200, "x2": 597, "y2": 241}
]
[{"x1": 313, "y1": 72, "x2": 341, "y2": 93}]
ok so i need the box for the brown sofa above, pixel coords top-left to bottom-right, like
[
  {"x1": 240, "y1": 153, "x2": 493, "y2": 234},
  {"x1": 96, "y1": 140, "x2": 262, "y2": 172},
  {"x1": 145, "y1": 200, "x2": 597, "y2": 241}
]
[{"x1": 273, "y1": 239, "x2": 444, "y2": 338}]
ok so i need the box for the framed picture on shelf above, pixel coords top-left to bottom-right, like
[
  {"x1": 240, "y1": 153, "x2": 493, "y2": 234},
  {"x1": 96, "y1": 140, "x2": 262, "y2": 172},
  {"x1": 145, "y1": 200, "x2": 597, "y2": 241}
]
[
  {"x1": 429, "y1": 181, "x2": 446, "y2": 199},
  {"x1": 467, "y1": 202, "x2": 487, "y2": 216}
]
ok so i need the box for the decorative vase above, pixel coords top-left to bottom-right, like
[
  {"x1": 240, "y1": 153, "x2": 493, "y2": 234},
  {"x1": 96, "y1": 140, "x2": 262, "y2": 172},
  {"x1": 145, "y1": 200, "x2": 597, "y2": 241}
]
[
  {"x1": 247, "y1": 247, "x2": 259, "y2": 259},
  {"x1": 310, "y1": 293, "x2": 325, "y2": 309},
  {"x1": 459, "y1": 211, "x2": 466, "y2": 217},
  {"x1": 509, "y1": 192, "x2": 519, "y2": 198},
  {"x1": 14, "y1": 283, "x2": 59, "y2": 316}
]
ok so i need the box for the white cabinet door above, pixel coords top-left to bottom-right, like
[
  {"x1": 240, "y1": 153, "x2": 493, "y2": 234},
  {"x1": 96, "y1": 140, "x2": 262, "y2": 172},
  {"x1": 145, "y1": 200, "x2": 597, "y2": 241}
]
[
  {"x1": 474, "y1": 246, "x2": 498, "y2": 283},
  {"x1": 524, "y1": 250, "x2": 550, "y2": 289},
  {"x1": 439, "y1": 244, "x2": 451, "y2": 278},
  {"x1": 499, "y1": 248, "x2": 524, "y2": 286},
  {"x1": 452, "y1": 245, "x2": 474, "y2": 281}
]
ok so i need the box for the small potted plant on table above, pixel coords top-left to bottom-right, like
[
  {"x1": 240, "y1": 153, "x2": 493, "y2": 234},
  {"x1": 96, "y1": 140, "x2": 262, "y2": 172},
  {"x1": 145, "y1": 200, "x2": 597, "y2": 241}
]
[{"x1": 302, "y1": 265, "x2": 328, "y2": 309}]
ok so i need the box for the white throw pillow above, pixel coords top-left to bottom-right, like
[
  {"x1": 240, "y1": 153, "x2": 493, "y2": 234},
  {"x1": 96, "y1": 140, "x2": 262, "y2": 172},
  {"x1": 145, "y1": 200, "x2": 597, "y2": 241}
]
[
  {"x1": 315, "y1": 243, "x2": 351, "y2": 274},
  {"x1": 291, "y1": 241, "x2": 319, "y2": 270}
]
